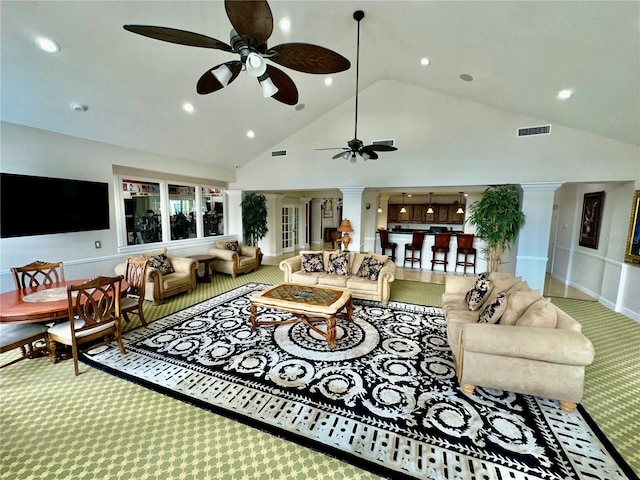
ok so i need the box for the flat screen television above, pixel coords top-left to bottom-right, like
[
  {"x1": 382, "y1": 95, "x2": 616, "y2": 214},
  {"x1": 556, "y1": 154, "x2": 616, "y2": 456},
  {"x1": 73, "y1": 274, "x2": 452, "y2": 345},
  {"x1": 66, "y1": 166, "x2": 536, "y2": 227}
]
[{"x1": 1, "y1": 173, "x2": 110, "y2": 238}]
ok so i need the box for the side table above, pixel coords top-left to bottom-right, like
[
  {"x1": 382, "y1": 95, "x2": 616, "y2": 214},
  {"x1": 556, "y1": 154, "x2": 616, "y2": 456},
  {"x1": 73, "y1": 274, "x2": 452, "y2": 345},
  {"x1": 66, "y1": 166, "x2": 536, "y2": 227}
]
[{"x1": 187, "y1": 255, "x2": 216, "y2": 284}]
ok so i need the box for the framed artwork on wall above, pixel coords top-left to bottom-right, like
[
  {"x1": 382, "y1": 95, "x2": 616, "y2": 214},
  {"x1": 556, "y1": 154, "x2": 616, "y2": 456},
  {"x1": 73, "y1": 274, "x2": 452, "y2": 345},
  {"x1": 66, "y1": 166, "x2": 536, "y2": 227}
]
[
  {"x1": 579, "y1": 191, "x2": 605, "y2": 249},
  {"x1": 323, "y1": 199, "x2": 333, "y2": 218},
  {"x1": 624, "y1": 190, "x2": 640, "y2": 266}
]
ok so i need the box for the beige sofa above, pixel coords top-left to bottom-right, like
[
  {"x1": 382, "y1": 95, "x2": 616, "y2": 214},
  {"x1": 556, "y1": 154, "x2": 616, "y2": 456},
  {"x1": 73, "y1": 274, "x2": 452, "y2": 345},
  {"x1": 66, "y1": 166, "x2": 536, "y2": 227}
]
[
  {"x1": 208, "y1": 241, "x2": 261, "y2": 278},
  {"x1": 279, "y1": 250, "x2": 396, "y2": 306},
  {"x1": 442, "y1": 272, "x2": 595, "y2": 412},
  {"x1": 115, "y1": 248, "x2": 197, "y2": 305}
]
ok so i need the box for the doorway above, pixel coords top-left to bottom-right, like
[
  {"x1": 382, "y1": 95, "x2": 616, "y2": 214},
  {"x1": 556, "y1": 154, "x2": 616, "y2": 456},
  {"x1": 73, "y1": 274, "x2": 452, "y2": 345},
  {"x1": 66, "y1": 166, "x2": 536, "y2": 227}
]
[{"x1": 282, "y1": 205, "x2": 299, "y2": 253}]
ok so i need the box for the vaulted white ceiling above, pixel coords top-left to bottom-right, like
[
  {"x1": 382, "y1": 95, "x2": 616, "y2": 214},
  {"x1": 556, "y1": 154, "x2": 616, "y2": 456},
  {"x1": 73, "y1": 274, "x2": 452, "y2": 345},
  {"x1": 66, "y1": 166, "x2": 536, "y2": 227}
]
[{"x1": 2, "y1": 1, "x2": 638, "y2": 172}]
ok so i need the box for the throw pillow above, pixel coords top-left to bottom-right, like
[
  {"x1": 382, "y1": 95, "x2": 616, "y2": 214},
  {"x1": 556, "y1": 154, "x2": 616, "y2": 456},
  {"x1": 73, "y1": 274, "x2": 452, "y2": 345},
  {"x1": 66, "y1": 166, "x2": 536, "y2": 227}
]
[
  {"x1": 301, "y1": 253, "x2": 324, "y2": 273},
  {"x1": 465, "y1": 278, "x2": 494, "y2": 311},
  {"x1": 327, "y1": 252, "x2": 349, "y2": 276},
  {"x1": 225, "y1": 241, "x2": 240, "y2": 252},
  {"x1": 478, "y1": 290, "x2": 508, "y2": 324},
  {"x1": 516, "y1": 298, "x2": 558, "y2": 329},
  {"x1": 500, "y1": 289, "x2": 541, "y2": 326},
  {"x1": 356, "y1": 256, "x2": 385, "y2": 281},
  {"x1": 147, "y1": 254, "x2": 174, "y2": 275}
]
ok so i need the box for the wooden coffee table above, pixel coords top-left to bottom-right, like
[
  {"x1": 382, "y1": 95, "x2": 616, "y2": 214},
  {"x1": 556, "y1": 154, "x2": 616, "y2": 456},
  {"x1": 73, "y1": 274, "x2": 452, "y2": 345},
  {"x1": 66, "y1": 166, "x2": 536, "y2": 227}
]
[{"x1": 249, "y1": 283, "x2": 353, "y2": 349}]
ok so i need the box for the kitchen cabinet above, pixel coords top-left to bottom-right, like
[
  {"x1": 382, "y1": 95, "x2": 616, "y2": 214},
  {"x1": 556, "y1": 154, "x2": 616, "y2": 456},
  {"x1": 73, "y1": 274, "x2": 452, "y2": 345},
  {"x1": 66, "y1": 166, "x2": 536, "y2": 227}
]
[
  {"x1": 387, "y1": 202, "x2": 465, "y2": 225},
  {"x1": 436, "y1": 204, "x2": 450, "y2": 223},
  {"x1": 449, "y1": 205, "x2": 465, "y2": 224},
  {"x1": 411, "y1": 204, "x2": 424, "y2": 222},
  {"x1": 388, "y1": 204, "x2": 400, "y2": 222}
]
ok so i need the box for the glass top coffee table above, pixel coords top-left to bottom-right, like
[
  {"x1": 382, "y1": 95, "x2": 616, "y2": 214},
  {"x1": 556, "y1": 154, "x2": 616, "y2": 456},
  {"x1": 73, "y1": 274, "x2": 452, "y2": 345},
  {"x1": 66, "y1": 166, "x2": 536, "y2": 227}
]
[{"x1": 249, "y1": 283, "x2": 353, "y2": 349}]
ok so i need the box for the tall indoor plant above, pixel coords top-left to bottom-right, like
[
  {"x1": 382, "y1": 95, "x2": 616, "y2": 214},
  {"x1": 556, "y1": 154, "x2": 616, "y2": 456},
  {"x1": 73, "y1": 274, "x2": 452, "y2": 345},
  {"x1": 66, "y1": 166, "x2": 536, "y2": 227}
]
[
  {"x1": 241, "y1": 192, "x2": 268, "y2": 247},
  {"x1": 466, "y1": 185, "x2": 526, "y2": 272}
]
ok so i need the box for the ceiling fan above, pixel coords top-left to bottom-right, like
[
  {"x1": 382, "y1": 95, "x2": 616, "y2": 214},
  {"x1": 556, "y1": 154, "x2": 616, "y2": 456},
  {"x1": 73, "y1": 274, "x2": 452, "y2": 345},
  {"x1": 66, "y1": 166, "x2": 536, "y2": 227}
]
[
  {"x1": 123, "y1": 0, "x2": 350, "y2": 106},
  {"x1": 316, "y1": 11, "x2": 398, "y2": 162}
]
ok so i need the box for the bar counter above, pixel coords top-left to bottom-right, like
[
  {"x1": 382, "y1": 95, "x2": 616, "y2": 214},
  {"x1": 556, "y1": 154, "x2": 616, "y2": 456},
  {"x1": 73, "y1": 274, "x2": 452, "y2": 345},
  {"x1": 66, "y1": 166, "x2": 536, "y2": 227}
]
[{"x1": 374, "y1": 231, "x2": 488, "y2": 273}]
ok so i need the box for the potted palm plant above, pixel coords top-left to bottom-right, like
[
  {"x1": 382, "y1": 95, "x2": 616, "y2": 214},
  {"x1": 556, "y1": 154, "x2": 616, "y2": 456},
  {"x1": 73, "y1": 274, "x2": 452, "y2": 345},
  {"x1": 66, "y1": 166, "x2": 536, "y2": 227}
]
[
  {"x1": 466, "y1": 185, "x2": 526, "y2": 272},
  {"x1": 241, "y1": 192, "x2": 269, "y2": 249}
]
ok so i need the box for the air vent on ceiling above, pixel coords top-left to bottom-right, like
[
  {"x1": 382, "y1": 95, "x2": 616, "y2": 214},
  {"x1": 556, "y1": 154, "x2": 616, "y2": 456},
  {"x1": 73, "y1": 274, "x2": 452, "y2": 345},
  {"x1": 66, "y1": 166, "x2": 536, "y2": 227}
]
[
  {"x1": 372, "y1": 139, "x2": 395, "y2": 147},
  {"x1": 518, "y1": 125, "x2": 551, "y2": 137},
  {"x1": 271, "y1": 149, "x2": 287, "y2": 157}
]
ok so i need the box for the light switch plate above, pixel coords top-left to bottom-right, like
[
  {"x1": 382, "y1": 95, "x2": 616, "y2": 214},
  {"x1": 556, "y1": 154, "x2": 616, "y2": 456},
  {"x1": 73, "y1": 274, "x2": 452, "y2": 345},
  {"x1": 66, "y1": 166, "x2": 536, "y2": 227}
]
[{"x1": 95, "y1": 241, "x2": 101, "y2": 249}]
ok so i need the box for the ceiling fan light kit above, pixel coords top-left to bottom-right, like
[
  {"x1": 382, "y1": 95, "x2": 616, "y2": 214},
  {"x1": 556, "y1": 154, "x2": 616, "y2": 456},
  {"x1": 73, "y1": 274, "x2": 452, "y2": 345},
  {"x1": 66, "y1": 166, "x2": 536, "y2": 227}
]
[{"x1": 123, "y1": 0, "x2": 350, "y2": 106}]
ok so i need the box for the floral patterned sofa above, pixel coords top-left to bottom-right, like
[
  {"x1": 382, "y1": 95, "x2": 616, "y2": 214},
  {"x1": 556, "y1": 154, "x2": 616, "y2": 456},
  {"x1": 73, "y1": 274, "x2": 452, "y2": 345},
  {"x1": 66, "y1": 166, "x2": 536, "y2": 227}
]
[{"x1": 279, "y1": 250, "x2": 396, "y2": 306}]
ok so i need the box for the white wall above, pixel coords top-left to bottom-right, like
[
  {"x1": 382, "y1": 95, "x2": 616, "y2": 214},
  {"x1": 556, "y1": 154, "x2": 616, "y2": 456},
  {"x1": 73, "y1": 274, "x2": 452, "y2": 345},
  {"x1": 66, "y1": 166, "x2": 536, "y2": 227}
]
[{"x1": 0, "y1": 122, "x2": 235, "y2": 292}]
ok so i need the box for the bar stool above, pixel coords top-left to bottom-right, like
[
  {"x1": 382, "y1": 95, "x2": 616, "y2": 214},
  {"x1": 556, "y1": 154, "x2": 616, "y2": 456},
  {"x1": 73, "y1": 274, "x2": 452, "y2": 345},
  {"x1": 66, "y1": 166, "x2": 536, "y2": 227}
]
[
  {"x1": 455, "y1": 233, "x2": 477, "y2": 274},
  {"x1": 403, "y1": 231, "x2": 426, "y2": 268},
  {"x1": 431, "y1": 233, "x2": 452, "y2": 272},
  {"x1": 378, "y1": 229, "x2": 397, "y2": 261}
]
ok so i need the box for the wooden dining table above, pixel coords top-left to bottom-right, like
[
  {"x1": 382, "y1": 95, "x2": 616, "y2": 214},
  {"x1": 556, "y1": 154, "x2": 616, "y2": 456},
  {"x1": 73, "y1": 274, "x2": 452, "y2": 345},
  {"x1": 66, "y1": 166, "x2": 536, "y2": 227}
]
[{"x1": 0, "y1": 279, "x2": 129, "y2": 324}]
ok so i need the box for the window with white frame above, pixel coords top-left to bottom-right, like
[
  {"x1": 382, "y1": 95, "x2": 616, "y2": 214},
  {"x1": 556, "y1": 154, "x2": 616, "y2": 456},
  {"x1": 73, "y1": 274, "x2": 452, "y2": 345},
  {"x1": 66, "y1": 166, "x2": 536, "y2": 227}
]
[{"x1": 119, "y1": 176, "x2": 224, "y2": 246}]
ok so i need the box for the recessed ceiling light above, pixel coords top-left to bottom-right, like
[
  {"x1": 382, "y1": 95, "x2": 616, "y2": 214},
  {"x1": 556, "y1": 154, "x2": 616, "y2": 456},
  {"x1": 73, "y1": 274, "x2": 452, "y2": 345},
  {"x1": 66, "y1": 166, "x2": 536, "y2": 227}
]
[
  {"x1": 324, "y1": 77, "x2": 333, "y2": 86},
  {"x1": 557, "y1": 89, "x2": 573, "y2": 100},
  {"x1": 279, "y1": 17, "x2": 291, "y2": 32},
  {"x1": 182, "y1": 102, "x2": 195, "y2": 113},
  {"x1": 247, "y1": 130, "x2": 255, "y2": 138},
  {"x1": 36, "y1": 36, "x2": 60, "y2": 53},
  {"x1": 420, "y1": 57, "x2": 431, "y2": 66},
  {"x1": 459, "y1": 73, "x2": 474, "y2": 82}
]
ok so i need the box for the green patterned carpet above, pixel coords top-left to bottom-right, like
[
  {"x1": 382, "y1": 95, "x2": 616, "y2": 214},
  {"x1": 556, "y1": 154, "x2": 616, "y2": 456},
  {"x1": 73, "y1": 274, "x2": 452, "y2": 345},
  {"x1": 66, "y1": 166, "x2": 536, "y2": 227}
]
[{"x1": 1, "y1": 265, "x2": 638, "y2": 479}]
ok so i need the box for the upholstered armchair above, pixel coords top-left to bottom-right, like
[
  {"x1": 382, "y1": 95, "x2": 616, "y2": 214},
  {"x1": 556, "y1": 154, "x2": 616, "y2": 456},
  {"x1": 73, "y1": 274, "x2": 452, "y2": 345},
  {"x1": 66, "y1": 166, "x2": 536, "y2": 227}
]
[
  {"x1": 115, "y1": 248, "x2": 197, "y2": 305},
  {"x1": 208, "y1": 240, "x2": 261, "y2": 278}
]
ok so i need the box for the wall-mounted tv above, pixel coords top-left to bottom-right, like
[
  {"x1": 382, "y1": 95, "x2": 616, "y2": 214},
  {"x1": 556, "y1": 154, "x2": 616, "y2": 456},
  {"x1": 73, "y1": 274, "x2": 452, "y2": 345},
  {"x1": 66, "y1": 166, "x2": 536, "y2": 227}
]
[{"x1": 1, "y1": 173, "x2": 110, "y2": 238}]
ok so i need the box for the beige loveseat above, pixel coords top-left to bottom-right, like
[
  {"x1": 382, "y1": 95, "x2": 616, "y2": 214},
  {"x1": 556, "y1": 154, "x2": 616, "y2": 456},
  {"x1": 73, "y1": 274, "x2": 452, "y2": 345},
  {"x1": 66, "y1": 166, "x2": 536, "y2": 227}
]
[
  {"x1": 115, "y1": 248, "x2": 197, "y2": 305},
  {"x1": 208, "y1": 241, "x2": 261, "y2": 278},
  {"x1": 279, "y1": 250, "x2": 396, "y2": 306},
  {"x1": 442, "y1": 272, "x2": 595, "y2": 412}
]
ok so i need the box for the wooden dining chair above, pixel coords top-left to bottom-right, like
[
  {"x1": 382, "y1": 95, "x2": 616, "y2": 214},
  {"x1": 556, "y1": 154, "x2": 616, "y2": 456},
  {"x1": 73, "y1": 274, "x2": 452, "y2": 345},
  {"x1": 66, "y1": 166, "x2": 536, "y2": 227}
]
[
  {"x1": 11, "y1": 260, "x2": 65, "y2": 289},
  {"x1": 0, "y1": 323, "x2": 49, "y2": 368},
  {"x1": 120, "y1": 256, "x2": 149, "y2": 327},
  {"x1": 47, "y1": 275, "x2": 126, "y2": 376}
]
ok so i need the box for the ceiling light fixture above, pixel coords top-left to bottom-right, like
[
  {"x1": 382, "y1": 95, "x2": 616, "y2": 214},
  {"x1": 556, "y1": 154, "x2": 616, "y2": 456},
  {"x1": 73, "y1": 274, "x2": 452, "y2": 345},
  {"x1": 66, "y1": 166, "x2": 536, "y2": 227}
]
[
  {"x1": 400, "y1": 193, "x2": 407, "y2": 214},
  {"x1": 246, "y1": 130, "x2": 255, "y2": 139},
  {"x1": 557, "y1": 89, "x2": 573, "y2": 100},
  {"x1": 459, "y1": 73, "x2": 474, "y2": 82},
  {"x1": 324, "y1": 77, "x2": 333, "y2": 86},
  {"x1": 456, "y1": 192, "x2": 465, "y2": 214},
  {"x1": 420, "y1": 57, "x2": 431, "y2": 66},
  {"x1": 427, "y1": 192, "x2": 434, "y2": 214},
  {"x1": 35, "y1": 36, "x2": 60, "y2": 53},
  {"x1": 258, "y1": 74, "x2": 278, "y2": 98},
  {"x1": 279, "y1": 17, "x2": 291, "y2": 33},
  {"x1": 377, "y1": 199, "x2": 382, "y2": 213},
  {"x1": 211, "y1": 64, "x2": 233, "y2": 86},
  {"x1": 182, "y1": 102, "x2": 195, "y2": 113}
]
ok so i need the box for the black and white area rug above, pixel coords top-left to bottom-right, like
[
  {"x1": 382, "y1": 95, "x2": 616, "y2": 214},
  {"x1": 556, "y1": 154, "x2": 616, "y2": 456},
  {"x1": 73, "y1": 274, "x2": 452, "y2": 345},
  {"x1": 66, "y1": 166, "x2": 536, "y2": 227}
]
[{"x1": 82, "y1": 283, "x2": 636, "y2": 480}]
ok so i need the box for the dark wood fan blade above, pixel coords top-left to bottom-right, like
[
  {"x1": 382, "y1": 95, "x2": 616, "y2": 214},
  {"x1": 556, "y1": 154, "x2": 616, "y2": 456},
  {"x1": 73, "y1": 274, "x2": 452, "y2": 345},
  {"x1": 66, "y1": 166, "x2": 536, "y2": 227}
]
[
  {"x1": 365, "y1": 151, "x2": 379, "y2": 160},
  {"x1": 265, "y1": 65, "x2": 298, "y2": 105},
  {"x1": 363, "y1": 144, "x2": 398, "y2": 152},
  {"x1": 315, "y1": 147, "x2": 348, "y2": 151},
  {"x1": 197, "y1": 61, "x2": 242, "y2": 94},
  {"x1": 270, "y1": 43, "x2": 351, "y2": 74},
  {"x1": 123, "y1": 25, "x2": 233, "y2": 52},
  {"x1": 225, "y1": 0, "x2": 273, "y2": 45}
]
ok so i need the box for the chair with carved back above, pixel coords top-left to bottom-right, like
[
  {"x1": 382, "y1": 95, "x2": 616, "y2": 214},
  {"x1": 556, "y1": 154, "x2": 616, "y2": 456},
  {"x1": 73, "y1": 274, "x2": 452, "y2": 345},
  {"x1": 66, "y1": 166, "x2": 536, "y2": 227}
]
[
  {"x1": 47, "y1": 275, "x2": 126, "y2": 376},
  {"x1": 378, "y1": 229, "x2": 397, "y2": 262},
  {"x1": 120, "y1": 256, "x2": 149, "y2": 327},
  {"x1": 431, "y1": 233, "x2": 452, "y2": 272},
  {"x1": 403, "y1": 231, "x2": 427, "y2": 268},
  {"x1": 2, "y1": 261, "x2": 65, "y2": 367},
  {"x1": 11, "y1": 260, "x2": 65, "y2": 289}
]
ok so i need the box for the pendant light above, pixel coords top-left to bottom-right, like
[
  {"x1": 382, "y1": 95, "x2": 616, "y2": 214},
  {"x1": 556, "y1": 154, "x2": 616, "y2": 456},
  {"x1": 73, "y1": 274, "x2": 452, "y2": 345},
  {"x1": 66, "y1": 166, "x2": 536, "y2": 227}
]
[
  {"x1": 456, "y1": 192, "x2": 465, "y2": 214},
  {"x1": 400, "y1": 193, "x2": 407, "y2": 214},
  {"x1": 426, "y1": 192, "x2": 434, "y2": 214}
]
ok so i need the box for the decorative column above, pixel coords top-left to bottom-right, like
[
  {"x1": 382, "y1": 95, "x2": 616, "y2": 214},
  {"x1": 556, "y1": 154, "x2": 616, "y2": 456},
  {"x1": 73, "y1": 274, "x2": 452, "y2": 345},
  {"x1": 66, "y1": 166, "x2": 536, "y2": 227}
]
[
  {"x1": 225, "y1": 190, "x2": 243, "y2": 240},
  {"x1": 515, "y1": 182, "x2": 564, "y2": 291},
  {"x1": 299, "y1": 197, "x2": 311, "y2": 250},
  {"x1": 339, "y1": 187, "x2": 365, "y2": 252}
]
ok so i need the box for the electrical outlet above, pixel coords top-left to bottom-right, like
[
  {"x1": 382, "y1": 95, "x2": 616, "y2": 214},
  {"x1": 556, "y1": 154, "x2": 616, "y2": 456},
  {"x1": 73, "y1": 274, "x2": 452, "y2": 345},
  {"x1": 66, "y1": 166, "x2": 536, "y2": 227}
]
[{"x1": 95, "y1": 241, "x2": 102, "y2": 249}]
